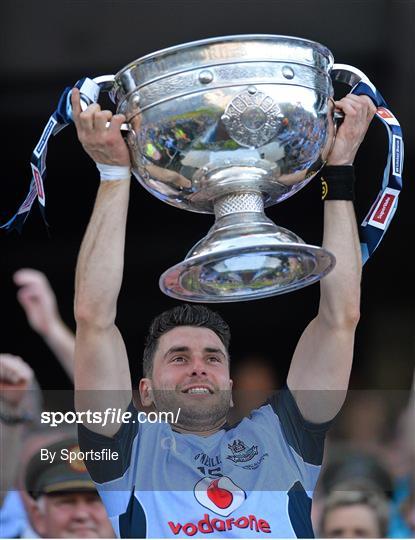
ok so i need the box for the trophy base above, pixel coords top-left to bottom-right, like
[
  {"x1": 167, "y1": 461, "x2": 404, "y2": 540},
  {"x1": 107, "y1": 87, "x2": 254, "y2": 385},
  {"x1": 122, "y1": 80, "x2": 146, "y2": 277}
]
[
  {"x1": 159, "y1": 243, "x2": 335, "y2": 302},
  {"x1": 159, "y1": 192, "x2": 335, "y2": 302}
]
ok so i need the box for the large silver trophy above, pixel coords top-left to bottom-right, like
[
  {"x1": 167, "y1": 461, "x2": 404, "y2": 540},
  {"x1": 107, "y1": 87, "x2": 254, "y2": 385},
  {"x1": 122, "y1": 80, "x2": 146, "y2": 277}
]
[{"x1": 84, "y1": 35, "x2": 366, "y2": 302}]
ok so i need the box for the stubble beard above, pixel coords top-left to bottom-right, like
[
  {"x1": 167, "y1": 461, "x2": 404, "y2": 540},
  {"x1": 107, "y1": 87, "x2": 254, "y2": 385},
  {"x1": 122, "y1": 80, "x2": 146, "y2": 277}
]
[{"x1": 152, "y1": 388, "x2": 232, "y2": 431}]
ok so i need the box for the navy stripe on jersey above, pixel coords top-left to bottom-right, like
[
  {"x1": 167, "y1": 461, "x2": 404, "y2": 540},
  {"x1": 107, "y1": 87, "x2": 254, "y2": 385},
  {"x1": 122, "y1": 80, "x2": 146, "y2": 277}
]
[
  {"x1": 119, "y1": 490, "x2": 147, "y2": 539},
  {"x1": 287, "y1": 481, "x2": 314, "y2": 538},
  {"x1": 267, "y1": 386, "x2": 332, "y2": 465},
  {"x1": 78, "y1": 401, "x2": 138, "y2": 483}
]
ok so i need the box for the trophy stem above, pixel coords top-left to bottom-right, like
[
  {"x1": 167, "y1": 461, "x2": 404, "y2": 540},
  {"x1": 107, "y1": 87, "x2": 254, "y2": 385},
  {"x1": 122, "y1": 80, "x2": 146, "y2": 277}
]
[
  {"x1": 213, "y1": 192, "x2": 264, "y2": 218},
  {"x1": 159, "y1": 186, "x2": 336, "y2": 301}
]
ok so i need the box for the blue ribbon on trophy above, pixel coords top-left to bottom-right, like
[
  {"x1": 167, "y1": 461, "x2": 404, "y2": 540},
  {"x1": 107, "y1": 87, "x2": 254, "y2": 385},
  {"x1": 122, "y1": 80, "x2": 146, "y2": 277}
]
[
  {"x1": 1, "y1": 78, "x2": 100, "y2": 232},
  {"x1": 351, "y1": 80, "x2": 403, "y2": 263}
]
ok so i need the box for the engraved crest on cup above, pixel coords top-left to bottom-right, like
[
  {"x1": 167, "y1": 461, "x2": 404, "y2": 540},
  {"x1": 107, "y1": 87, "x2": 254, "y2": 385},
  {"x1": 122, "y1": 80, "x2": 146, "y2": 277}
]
[{"x1": 221, "y1": 87, "x2": 282, "y2": 147}]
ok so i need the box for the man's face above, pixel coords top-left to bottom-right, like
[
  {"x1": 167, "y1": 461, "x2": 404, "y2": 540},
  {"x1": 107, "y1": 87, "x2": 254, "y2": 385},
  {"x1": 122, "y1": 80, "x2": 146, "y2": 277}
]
[
  {"x1": 33, "y1": 492, "x2": 115, "y2": 538},
  {"x1": 141, "y1": 326, "x2": 233, "y2": 432},
  {"x1": 322, "y1": 504, "x2": 381, "y2": 538}
]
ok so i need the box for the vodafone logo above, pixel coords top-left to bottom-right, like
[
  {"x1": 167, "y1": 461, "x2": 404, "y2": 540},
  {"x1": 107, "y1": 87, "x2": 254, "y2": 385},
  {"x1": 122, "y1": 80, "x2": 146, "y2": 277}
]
[
  {"x1": 194, "y1": 476, "x2": 246, "y2": 516},
  {"x1": 168, "y1": 477, "x2": 271, "y2": 536}
]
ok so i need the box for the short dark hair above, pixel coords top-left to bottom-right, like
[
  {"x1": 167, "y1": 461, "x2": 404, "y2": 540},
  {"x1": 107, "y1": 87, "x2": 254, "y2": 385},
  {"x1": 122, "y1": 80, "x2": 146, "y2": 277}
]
[
  {"x1": 319, "y1": 483, "x2": 390, "y2": 538},
  {"x1": 143, "y1": 304, "x2": 231, "y2": 377}
]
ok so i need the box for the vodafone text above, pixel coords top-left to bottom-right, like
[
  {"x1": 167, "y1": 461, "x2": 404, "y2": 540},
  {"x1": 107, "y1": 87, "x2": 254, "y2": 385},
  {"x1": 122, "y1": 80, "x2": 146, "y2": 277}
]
[{"x1": 168, "y1": 513, "x2": 271, "y2": 536}]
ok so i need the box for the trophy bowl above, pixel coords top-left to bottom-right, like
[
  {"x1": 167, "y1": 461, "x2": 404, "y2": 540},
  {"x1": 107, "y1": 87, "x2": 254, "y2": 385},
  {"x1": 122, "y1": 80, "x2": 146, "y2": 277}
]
[{"x1": 99, "y1": 35, "x2": 341, "y2": 301}]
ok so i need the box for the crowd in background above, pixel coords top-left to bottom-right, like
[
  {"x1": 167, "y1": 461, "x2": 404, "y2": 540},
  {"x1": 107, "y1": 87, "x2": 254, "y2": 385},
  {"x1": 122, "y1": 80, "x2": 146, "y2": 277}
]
[{"x1": 1, "y1": 269, "x2": 414, "y2": 538}]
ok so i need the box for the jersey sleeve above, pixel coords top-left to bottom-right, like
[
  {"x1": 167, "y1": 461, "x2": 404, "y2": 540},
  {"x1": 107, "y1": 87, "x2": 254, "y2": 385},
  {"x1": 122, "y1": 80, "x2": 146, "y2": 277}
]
[
  {"x1": 77, "y1": 401, "x2": 139, "y2": 485},
  {"x1": 266, "y1": 386, "x2": 332, "y2": 466}
]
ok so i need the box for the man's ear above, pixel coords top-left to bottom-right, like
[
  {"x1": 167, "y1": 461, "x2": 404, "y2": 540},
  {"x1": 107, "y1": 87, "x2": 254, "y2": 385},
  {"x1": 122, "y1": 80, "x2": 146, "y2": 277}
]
[
  {"x1": 230, "y1": 378, "x2": 234, "y2": 408},
  {"x1": 139, "y1": 378, "x2": 154, "y2": 407},
  {"x1": 31, "y1": 499, "x2": 47, "y2": 537}
]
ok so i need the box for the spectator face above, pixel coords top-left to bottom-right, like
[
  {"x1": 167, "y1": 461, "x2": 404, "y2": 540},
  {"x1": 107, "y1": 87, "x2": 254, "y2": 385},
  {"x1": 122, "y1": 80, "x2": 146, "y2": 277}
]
[
  {"x1": 322, "y1": 503, "x2": 381, "y2": 538},
  {"x1": 143, "y1": 326, "x2": 232, "y2": 431},
  {"x1": 232, "y1": 358, "x2": 276, "y2": 418},
  {"x1": 32, "y1": 492, "x2": 114, "y2": 538}
]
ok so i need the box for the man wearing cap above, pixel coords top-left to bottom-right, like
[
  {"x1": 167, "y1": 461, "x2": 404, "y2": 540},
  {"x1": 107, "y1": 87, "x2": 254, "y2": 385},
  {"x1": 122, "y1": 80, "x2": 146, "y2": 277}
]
[{"x1": 25, "y1": 438, "x2": 115, "y2": 538}]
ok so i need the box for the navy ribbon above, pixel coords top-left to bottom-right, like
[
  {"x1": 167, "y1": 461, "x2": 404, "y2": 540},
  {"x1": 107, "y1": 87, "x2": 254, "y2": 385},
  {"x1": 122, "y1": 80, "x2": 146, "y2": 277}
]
[
  {"x1": 1, "y1": 77, "x2": 100, "y2": 231},
  {"x1": 349, "y1": 80, "x2": 403, "y2": 263}
]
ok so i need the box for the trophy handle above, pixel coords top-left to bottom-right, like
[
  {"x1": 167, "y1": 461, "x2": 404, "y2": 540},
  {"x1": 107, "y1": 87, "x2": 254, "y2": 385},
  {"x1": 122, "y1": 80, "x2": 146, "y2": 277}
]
[
  {"x1": 331, "y1": 63, "x2": 371, "y2": 87},
  {"x1": 78, "y1": 75, "x2": 130, "y2": 132},
  {"x1": 331, "y1": 64, "x2": 373, "y2": 120},
  {"x1": 331, "y1": 63, "x2": 404, "y2": 266}
]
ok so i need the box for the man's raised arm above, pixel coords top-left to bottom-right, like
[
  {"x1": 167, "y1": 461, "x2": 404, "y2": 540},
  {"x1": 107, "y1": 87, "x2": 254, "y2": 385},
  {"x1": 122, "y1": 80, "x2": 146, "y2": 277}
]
[
  {"x1": 71, "y1": 88, "x2": 132, "y2": 436},
  {"x1": 287, "y1": 94, "x2": 377, "y2": 423}
]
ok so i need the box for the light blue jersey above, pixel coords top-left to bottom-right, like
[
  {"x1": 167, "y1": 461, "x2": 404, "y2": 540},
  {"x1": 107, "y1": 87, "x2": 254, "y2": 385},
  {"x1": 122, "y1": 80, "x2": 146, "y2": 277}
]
[{"x1": 79, "y1": 388, "x2": 331, "y2": 538}]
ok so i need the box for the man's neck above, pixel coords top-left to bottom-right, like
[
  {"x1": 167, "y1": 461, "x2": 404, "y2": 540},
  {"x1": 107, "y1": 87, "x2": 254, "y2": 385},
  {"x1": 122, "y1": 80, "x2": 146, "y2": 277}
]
[{"x1": 171, "y1": 419, "x2": 227, "y2": 437}]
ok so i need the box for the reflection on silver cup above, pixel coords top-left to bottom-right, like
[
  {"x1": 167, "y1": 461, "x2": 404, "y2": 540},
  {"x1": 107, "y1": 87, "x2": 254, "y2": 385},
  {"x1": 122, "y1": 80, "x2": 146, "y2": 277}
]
[{"x1": 85, "y1": 35, "x2": 346, "y2": 301}]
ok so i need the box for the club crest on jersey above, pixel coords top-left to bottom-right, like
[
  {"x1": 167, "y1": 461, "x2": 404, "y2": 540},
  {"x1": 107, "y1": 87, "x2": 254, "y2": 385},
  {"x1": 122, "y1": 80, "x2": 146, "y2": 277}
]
[
  {"x1": 194, "y1": 476, "x2": 246, "y2": 516},
  {"x1": 227, "y1": 439, "x2": 258, "y2": 463}
]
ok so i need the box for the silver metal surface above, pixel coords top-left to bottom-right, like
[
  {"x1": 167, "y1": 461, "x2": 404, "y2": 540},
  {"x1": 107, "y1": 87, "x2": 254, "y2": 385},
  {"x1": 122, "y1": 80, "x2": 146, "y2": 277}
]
[
  {"x1": 332, "y1": 63, "x2": 370, "y2": 87},
  {"x1": 214, "y1": 192, "x2": 264, "y2": 217},
  {"x1": 160, "y1": 245, "x2": 335, "y2": 302},
  {"x1": 111, "y1": 35, "x2": 336, "y2": 214},
  {"x1": 159, "y1": 190, "x2": 335, "y2": 301},
  {"x1": 85, "y1": 35, "x2": 367, "y2": 301}
]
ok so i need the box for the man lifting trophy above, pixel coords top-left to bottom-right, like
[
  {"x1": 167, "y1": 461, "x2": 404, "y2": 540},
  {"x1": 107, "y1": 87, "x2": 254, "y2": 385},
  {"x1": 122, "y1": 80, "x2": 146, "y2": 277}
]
[{"x1": 7, "y1": 34, "x2": 403, "y2": 539}]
